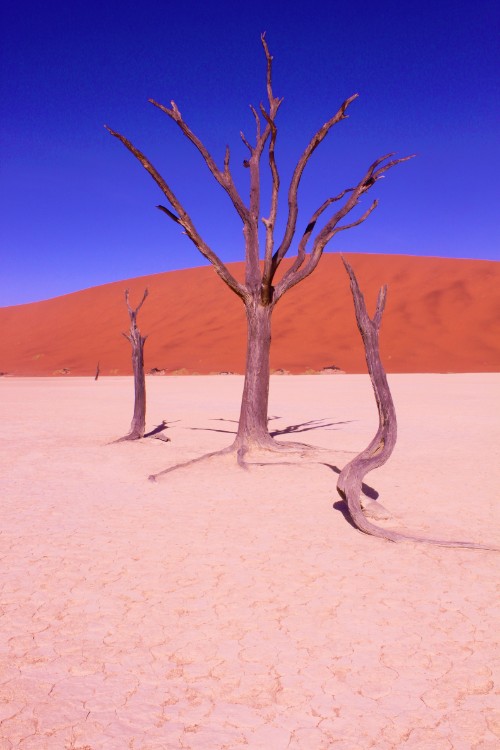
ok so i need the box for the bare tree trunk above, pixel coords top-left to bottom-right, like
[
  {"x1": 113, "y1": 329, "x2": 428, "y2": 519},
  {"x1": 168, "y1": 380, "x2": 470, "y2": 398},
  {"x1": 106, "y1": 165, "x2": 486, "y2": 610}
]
[
  {"x1": 128, "y1": 328, "x2": 146, "y2": 439},
  {"x1": 120, "y1": 289, "x2": 148, "y2": 441},
  {"x1": 235, "y1": 301, "x2": 274, "y2": 451},
  {"x1": 337, "y1": 258, "x2": 498, "y2": 550},
  {"x1": 336, "y1": 259, "x2": 397, "y2": 539}
]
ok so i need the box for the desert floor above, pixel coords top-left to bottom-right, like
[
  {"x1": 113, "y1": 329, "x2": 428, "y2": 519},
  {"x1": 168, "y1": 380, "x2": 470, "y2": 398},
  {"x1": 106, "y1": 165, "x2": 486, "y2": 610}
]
[{"x1": 1, "y1": 374, "x2": 499, "y2": 750}]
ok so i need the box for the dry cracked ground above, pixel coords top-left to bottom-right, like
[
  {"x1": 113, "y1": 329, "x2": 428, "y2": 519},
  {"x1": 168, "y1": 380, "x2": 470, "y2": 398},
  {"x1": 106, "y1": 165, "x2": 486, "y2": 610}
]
[{"x1": 1, "y1": 375, "x2": 499, "y2": 749}]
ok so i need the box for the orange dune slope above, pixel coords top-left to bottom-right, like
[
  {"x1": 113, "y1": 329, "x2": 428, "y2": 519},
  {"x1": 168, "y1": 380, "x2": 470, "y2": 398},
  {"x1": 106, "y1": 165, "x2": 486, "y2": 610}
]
[{"x1": 1, "y1": 253, "x2": 499, "y2": 376}]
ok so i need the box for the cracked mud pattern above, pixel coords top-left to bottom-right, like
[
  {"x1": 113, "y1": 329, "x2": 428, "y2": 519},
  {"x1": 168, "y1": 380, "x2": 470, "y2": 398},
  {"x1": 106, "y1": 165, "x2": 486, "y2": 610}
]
[{"x1": 1, "y1": 375, "x2": 499, "y2": 749}]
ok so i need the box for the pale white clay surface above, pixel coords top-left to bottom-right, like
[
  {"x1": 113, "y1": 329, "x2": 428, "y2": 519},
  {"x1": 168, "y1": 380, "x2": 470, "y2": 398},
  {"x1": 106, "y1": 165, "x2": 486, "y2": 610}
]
[{"x1": 1, "y1": 374, "x2": 499, "y2": 749}]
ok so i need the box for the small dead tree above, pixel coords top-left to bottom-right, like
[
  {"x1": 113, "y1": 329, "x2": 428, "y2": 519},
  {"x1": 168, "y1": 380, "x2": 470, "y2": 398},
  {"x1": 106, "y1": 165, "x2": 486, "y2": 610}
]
[
  {"x1": 120, "y1": 288, "x2": 148, "y2": 440},
  {"x1": 337, "y1": 258, "x2": 498, "y2": 551},
  {"x1": 106, "y1": 36, "x2": 412, "y2": 459}
]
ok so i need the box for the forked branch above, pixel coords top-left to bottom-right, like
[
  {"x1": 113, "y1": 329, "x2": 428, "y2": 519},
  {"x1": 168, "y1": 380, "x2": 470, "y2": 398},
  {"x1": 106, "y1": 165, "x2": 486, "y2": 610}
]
[
  {"x1": 124, "y1": 287, "x2": 149, "y2": 330},
  {"x1": 273, "y1": 153, "x2": 414, "y2": 301},
  {"x1": 337, "y1": 258, "x2": 499, "y2": 551},
  {"x1": 274, "y1": 189, "x2": 354, "y2": 289}
]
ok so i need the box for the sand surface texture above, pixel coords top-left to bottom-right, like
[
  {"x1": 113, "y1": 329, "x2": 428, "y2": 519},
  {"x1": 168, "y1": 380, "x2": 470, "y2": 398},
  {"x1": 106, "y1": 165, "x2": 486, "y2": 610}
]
[
  {"x1": 2, "y1": 254, "x2": 499, "y2": 376},
  {"x1": 1, "y1": 374, "x2": 499, "y2": 749}
]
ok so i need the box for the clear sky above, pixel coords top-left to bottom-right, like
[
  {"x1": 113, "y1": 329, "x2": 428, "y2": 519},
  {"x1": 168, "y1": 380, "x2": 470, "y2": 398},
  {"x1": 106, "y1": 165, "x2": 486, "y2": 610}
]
[{"x1": 1, "y1": 0, "x2": 499, "y2": 306}]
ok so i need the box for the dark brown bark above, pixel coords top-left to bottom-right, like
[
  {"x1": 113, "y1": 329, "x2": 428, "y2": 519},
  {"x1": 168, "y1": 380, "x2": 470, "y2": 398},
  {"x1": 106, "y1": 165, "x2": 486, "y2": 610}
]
[
  {"x1": 337, "y1": 258, "x2": 498, "y2": 551},
  {"x1": 106, "y1": 35, "x2": 413, "y2": 452},
  {"x1": 235, "y1": 301, "x2": 275, "y2": 452},
  {"x1": 120, "y1": 288, "x2": 148, "y2": 441}
]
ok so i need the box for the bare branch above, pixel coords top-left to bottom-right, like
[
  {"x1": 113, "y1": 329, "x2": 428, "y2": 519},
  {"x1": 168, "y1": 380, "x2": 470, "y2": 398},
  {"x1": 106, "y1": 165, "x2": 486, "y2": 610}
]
[
  {"x1": 105, "y1": 126, "x2": 248, "y2": 301},
  {"x1": 249, "y1": 105, "x2": 261, "y2": 142},
  {"x1": 373, "y1": 284, "x2": 387, "y2": 328},
  {"x1": 259, "y1": 32, "x2": 284, "y2": 117},
  {"x1": 368, "y1": 153, "x2": 415, "y2": 184},
  {"x1": 245, "y1": 104, "x2": 277, "y2": 288},
  {"x1": 224, "y1": 36, "x2": 283, "y2": 295},
  {"x1": 124, "y1": 287, "x2": 149, "y2": 329},
  {"x1": 334, "y1": 199, "x2": 378, "y2": 233},
  {"x1": 255, "y1": 35, "x2": 283, "y2": 299},
  {"x1": 149, "y1": 99, "x2": 250, "y2": 225},
  {"x1": 123, "y1": 292, "x2": 147, "y2": 337},
  {"x1": 240, "y1": 131, "x2": 253, "y2": 154},
  {"x1": 273, "y1": 153, "x2": 413, "y2": 301},
  {"x1": 273, "y1": 93, "x2": 359, "y2": 266},
  {"x1": 223, "y1": 145, "x2": 231, "y2": 177},
  {"x1": 271, "y1": 188, "x2": 354, "y2": 286},
  {"x1": 249, "y1": 35, "x2": 282, "y2": 165},
  {"x1": 156, "y1": 204, "x2": 182, "y2": 224},
  {"x1": 106, "y1": 125, "x2": 185, "y2": 215},
  {"x1": 261, "y1": 32, "x2": 273, "y2": 108},
  {"x1": 260, "y1": 105, "x2": 280, "y2": 298},
  {"x1": 147, "y1": 98, "x2": 268, "y2": 296},
  {"x1": 316, "y1": 153, "x2": 414, "y2": 245}
]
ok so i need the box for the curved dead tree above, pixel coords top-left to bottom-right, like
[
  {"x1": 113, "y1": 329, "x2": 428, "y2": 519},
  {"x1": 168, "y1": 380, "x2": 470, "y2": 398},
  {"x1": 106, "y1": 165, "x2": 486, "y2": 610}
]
[
  {"x1": 337, "y1": 258, "x2": 498, "y2": 551},
  {"x1": 119, "y1": 288, "x2": 149, "y2": 441},
  {"x1": 106, "y1": 35, "x2": 413, "y2": 461}
]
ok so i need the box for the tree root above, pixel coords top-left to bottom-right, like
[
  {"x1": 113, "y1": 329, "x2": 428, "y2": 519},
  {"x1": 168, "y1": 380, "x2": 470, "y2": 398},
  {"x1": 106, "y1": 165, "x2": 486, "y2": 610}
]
[
  {"x1": 110, "y1": 432, "x2": 143, "y2": 444},
  {"x1": 148, "y1": 437, "x2": 332, "y2": 481},
  {"x1": 110, "y1": 419, "x2": 171, "y2": 445},
  {"x1": 109, "y1": 431, "x2": 171, "y2": 445},
  {"x1": 148, "y1": 444, "x2": 236, "y2": 481},
  {"x1": 337, "y1": 480, "x2": 500, "y2": 551}
]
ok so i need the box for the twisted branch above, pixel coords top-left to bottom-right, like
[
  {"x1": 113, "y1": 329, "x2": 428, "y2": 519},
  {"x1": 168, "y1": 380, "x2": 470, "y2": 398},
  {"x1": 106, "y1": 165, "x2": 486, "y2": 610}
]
[{"x1": 337, "y1": 258, "x2": 499, "y2": 551}]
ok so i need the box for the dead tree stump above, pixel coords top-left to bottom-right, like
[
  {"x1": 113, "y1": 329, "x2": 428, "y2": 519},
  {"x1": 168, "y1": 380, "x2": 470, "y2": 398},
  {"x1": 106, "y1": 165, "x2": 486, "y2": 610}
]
[{"x1": 119, "y1": 288, "x2": 148, "y2": 441}]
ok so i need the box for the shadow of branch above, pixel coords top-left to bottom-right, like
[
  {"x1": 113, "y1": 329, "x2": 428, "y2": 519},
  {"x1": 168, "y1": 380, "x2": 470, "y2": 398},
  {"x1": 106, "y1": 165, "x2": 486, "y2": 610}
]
[
  {"x1": 144, "y1": 419, "x2": 179, "y2": 438},
  {"x1": 186, "y1": 417, "x2": 351, "y2": 437}
]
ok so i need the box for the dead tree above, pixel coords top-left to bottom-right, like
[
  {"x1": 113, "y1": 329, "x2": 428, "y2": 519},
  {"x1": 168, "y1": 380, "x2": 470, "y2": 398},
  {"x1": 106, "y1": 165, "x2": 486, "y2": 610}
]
[
  {"x1": 120, "y1": 288, "x2": 148, "y2": 440},
  {"x1": 106, "y1": 36, "x2": 412, "y2": 458},
  {"x1": 337, "y1": 258, "x2": 498, "y2": 551}
]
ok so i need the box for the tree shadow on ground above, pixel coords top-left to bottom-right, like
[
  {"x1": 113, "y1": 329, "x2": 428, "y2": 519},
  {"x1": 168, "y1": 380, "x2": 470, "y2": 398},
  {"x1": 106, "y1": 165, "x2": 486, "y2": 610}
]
[
  {"x1": 144, "y1": 420, "x2": 180, "y2": 438},
  {"x1": 187, "y1": 417, "x2": 353, "y2": 436},
  {"x1": 270, "y1": 418, "x2": 353, "y2": 437},
  {"x1": 332, "y1": 500, "x2": 359, "y2": 530}
]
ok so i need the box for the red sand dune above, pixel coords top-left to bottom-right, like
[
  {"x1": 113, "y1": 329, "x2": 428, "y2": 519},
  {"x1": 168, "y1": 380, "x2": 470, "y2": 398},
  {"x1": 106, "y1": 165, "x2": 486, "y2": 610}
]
[{"x1": 1, "y1": 253, "x2": 499, "y2": 376}]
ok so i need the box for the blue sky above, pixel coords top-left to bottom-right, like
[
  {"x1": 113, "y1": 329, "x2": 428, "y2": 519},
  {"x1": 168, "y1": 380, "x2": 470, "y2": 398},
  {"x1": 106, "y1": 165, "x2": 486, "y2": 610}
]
[{"x1": 1, "y1": 0, "x2": 499, "y2": 306}]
